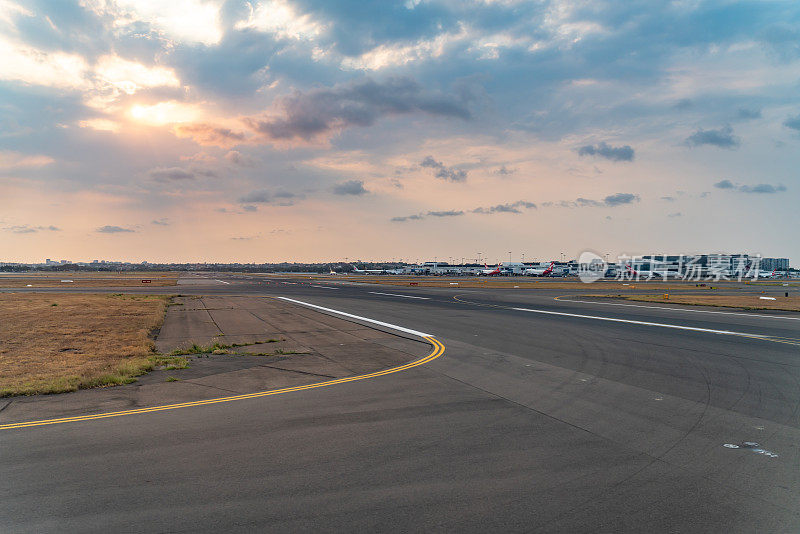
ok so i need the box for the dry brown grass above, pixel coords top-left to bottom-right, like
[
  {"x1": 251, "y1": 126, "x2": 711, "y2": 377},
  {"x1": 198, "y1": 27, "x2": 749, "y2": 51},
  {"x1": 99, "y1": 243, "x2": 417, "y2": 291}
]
[
  {"x1": 597, "y1": 294, "x2": 800, "y2": 312},
  {"x1": 0, "y1": 273, "x2": 177, "y2": 288},
  {"x1": 0, "y1": 293, "x2": 169, "y2": 396}
]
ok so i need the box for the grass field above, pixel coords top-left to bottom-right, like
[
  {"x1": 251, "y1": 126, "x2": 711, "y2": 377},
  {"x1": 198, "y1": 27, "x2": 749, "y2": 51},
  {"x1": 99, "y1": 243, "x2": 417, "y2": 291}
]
[
  {"x1": 597, "y1": 294, "x2": 800, "y2": 312},
  {"x1": 0, "y1": 272, "x2": 177, "y2": 288},
  {"x1": 0, "y1": 293, "x2": 170, "y2": 396}
]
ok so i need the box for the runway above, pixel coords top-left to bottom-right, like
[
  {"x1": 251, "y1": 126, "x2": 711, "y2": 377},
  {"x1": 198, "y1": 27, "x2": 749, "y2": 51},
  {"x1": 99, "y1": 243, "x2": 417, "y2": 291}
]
[{"x1": 2, "y1": 273, "x2": 800, "y2": 532}]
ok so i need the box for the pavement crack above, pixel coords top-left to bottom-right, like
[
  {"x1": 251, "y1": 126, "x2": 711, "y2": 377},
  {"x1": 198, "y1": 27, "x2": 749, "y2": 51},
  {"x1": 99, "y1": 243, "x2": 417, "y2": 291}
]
[
  {"x1": 181, "y1": 380, "x2": 242, "y2": 394},
  {"x1": 0, "y1": 400, "x2": 12, "y2": 413},
  {"x1": 257, "y1": 364, "x2": 337, "y2": 379}
]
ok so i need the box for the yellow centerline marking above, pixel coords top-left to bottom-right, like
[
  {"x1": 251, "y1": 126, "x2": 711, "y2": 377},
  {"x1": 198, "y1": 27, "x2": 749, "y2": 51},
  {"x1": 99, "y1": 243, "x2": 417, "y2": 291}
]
[{"x1": 0, "y1": 337, "x2": 444, "y2": 431}]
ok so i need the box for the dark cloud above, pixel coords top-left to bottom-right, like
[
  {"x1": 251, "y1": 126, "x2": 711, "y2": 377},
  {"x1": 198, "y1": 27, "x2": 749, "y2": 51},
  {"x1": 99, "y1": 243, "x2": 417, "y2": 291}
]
[
  {"x1": 661, "y1": 196, "x2": 675, "y2": 202},
  {"x1": 784, "y1": 114, "x2": 800, "y2": 132},
  {"x1": 332, "y1": 180, "x2": 368, "y2": 195},
  {"x1": 391, "y1": 214, "x2": 424, "y2": 222},
  {"x1": 97, "y1": 225, "x2": 134, "y2": 233},
  {"x1": 739, "y1": 183, "x2": 787, "y2": 193},
  {"x1": 577, "y1": 142, "x2": 635, "y2": 162},
  {"x1": 715, "y1": 180, "x2": 786, "y2": 193},
  {"x1": 420, "y1": 156, "x2": 467, "y2": 182},
  {"x1": 391, "y1": 210, "x2": 463, "y2": 222},
  {"x1": 603, "y1": 193, "x2": 639, "y2": 206},
  {"x1": 736, "y1": 108, "x2": 761, "y2": 120},
  {"x1": 151, "y1": 218, "x2": 169, "y2": 226},
  {"x1": 224, "y1": 150, "x2": 256, "y2": 166},
  {"x1": 173, "y1": 123, "x2": 246, "y2": 148},
  {"x1": 685, "y1": 125, "x2": 740, "y2": 149},
  {"x1": 148, "y1": 167, "x2": 195, "y2": 181},
  {"x1": 493, "y1": 165, "x2": 516, "y2": 176},
  {"x1": 427, "y1": 210, "x2": 464, "y2": 217},
  {"x1": 238, "y1": 189, "x2": 299, "y2": 206},
  {"x1": 244, "y1": 78, "x2": 471, "y2": 142},
  {"x1": 238, "y1": 190, "x2": 272, "y2": 203},
  {"x1": 546, "y1": 194, "x2": 639, "y2": 208},
  {"x1": 4, "y1": 225, "x2": 60, "y2": 234},
  {"x1": 473, "y1": 201, "x2": 536, "y2": 214}
]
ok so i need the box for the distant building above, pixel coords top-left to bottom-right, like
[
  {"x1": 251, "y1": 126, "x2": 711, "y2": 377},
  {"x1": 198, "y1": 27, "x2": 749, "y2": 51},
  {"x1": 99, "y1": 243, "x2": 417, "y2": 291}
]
[{"x1": 760, "y1": 258, "x2": 789, "y2": 271}]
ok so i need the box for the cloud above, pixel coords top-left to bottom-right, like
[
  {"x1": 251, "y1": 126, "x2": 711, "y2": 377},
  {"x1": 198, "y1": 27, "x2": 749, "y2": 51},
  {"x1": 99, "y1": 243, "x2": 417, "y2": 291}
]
[
  {"x1": 493, "y1": 165, "x2": 516, "y2": 176},
  {"x1": 427, "y1": 210, "x2": 463, "y2": 217},
  {"x1": 736, "y1": 108, "x2": 761, "y2": 120},
  {"x1": 685, "y1": 125, "x2": 740, "y2": 149},
  {"x1": 173, "y1": 123, "x2": 246, "y2": 148},
  {"x1": 473, "y1": 201, "x2": 536, "y2": 214},
  {"x1": 148, "y1": 167, "x2": 195, "y2": 181},
  {"x1": 238, "y1": 189, "x2": 299, "y2": 206},
  {"x1": 391, "y1": 214, "x2": 424, "y2": 222},
  {"x1": 739, "y1": 183, "x2": 787, "y2": 194},
  {"x1": 97, "y1": 225, "x2": 134, "y2": 233},
  {"x1": 243, "y1": 77, "x2": 471, "y2": 142},
  {"x1": 546, "y1": 194, "x2": 640, "y2": 208},
  {"x1": 420, "y1": 156, "x2": 467, "y2": 182},
  {"x1": 784, "y1": 114, "x2": 800, "y2": 132},
  {"x1": 238, "y1": 190, "x2": 272, "y2": 203},
  {"x1": 224, "y1": 150, "x2": 256, "y2": 166},
  {"x1": 391, "y1": 210, "x2": 463, "y2": 221},
  {"x1": 603, "y1": 193, "x2": 639, "y2": 206},
  {"x1": 668, "y1": 212, "x2": 682, "y2": 218},
  {"x1": 577, "y1": 142, "x2": 635, "y2": 162},
  {"x1": 715, "y1": 180, "x2": 786, "y2": 193},
  {"x1": 3, "y1": 225, "x2": 60, "y2": 234},
  {"x1": 332, "y1": 180, "x2": 368, "y2": 195},
  {"x1": 0, "y1": 151, "x2": 55, "y2": 169},
  {"x1": 151, "y1": 218, "x2": 170, "y2": 226},
  {"x1": 661, "y1": 196, "x2": 675, "y2": 202}
]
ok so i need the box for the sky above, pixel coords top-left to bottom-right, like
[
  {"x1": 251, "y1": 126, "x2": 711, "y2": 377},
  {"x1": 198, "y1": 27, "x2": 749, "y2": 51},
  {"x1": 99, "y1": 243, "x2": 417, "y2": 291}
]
[{"x1": 1, "y1": 0, "x2": 799, "y2": 265}]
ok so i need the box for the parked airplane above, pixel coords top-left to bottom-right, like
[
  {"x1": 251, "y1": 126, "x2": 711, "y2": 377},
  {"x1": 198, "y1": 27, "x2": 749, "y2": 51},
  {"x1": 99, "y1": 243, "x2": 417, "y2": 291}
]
[
  {"x1": 351, "y1": 264, "x2": 405, "y2": 274},
  {"x1": 351, "y1": 264, "x2": 387, "y2": 274},
  {"x1": 480, "y1": 263, "x2": 501, "y2": 276},
  {"x1": 749, "y1": 268, "x2": 778, "y2": 279},
  {"x1": 524, "y1": 262, "x2": 555, "y2": 276}
]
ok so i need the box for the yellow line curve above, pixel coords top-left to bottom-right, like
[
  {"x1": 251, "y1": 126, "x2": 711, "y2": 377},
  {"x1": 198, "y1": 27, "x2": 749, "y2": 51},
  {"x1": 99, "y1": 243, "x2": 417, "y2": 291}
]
[{"x1": 0, "y1": 336, "x2": 445, "y2": 431}]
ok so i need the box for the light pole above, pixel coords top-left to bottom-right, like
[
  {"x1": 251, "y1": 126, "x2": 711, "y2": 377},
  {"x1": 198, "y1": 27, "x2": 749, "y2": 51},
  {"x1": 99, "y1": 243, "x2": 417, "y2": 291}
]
[{"x1": 508, "y1": 251, "x2": 512, "y2": 263}]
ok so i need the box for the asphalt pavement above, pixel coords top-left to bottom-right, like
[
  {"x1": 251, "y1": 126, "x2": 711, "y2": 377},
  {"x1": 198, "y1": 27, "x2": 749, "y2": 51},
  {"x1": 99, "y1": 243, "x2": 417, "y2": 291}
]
[{"x1": 2, "y1": 274, "x2": 799, "y2": 532}]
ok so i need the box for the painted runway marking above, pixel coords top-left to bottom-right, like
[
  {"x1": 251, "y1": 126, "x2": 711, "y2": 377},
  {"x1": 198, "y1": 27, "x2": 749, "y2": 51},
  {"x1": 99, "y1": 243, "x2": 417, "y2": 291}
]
[
  {"x1": 311, "y1": 285, "x2": 340, "y2": 290},
  {"x1": 368, "y1": 291, "x2": 430, "y2": 300},
  {"x1": 278, "y1": 297, "x2": 433, "y2": 336},
  {"x1": 1, "y1": 299, "x2": 446, "y2": 431},
  {"x1": 0, "y1": 338, "x2": 444, "y2": 431},
  {"x1": 214, "y1": 279, "x2": 231, "y2": 284},
  {"x1": 555, "y1": 297, "x2": 800, "y2": 321},
  {"x1": 512, "y1": 306, "x2": 770, "y2": 339}
]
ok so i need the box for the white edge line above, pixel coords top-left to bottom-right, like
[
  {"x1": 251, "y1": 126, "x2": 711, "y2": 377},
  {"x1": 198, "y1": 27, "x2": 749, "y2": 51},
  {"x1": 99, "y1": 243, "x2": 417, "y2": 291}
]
[
  {"x1": 511, "y1": 307, "x2": 769, "y2": 338},
  {"x1": 557, "y1": 297, "x2": 799, "y2": 321},
  {"x1": 213, "y1": 279, "x2": 231, "y2": 284},
  {"x1": 368, "y1": 291, "x2": 430, "y2": 300},
  {"x1": 277, "y1": 297, "x2": 433, "y2": 338},
  {"x1": 311, "y1": 285, "x2": 340, "y2": 290}
]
